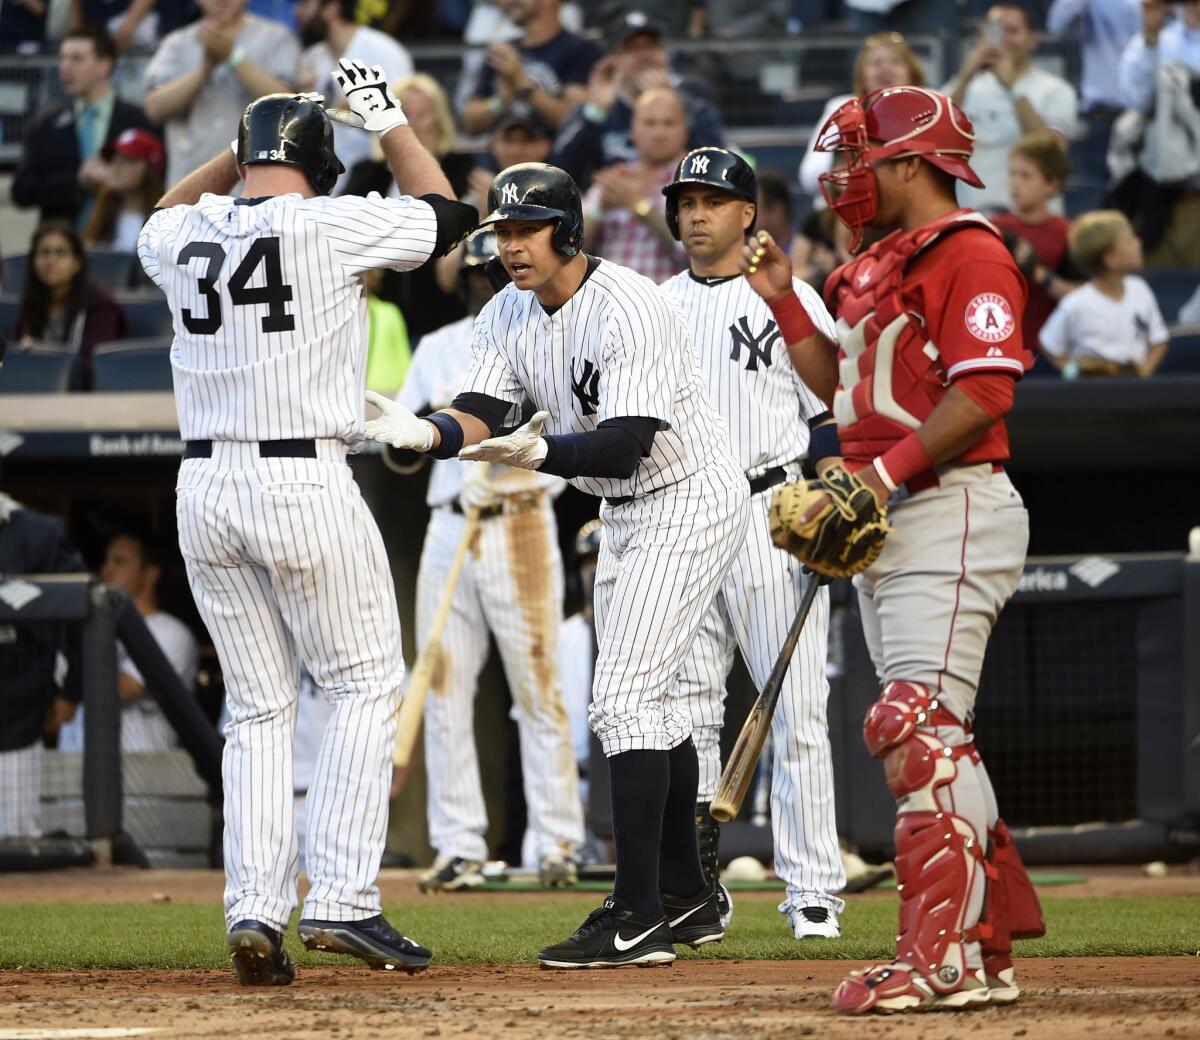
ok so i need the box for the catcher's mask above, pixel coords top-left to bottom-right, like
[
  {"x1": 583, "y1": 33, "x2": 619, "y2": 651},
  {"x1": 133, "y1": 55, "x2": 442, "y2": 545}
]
[{"x1": 816, "y1": 86, "x2": 982, "y2": 251}]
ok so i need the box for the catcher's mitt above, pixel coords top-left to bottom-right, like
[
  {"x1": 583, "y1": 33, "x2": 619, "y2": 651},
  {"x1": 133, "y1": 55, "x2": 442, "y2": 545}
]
[{"x1": 769, "y1": 464, "x2": 892, "y2": 578}]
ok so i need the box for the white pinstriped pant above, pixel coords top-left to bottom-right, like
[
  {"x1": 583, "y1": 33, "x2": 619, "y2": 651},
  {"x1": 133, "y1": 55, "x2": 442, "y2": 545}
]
[
  {"x1": 176, "y1": 441, "x2": 404, "y2": 931},
  {"x1": 590, "y1": 461, "x2": 749, "y2": 757},
  {"x1": 0, "y1": 741, "x2": 42, "y2": 839},
  {"x1": 417, "y1": 499, "x2": 583, "y2": 863},
  {"x1": 678, "y1": 490, "x2": 846, "y2": 913}
]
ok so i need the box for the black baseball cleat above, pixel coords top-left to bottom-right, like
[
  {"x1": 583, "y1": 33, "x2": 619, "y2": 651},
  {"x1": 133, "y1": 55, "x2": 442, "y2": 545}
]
[
  {"x1": 662, "y1": 885, "x2": 725, "y2": 948},
  {"x1": 228, "y1": 919, "x2": 295, "y2": 986},
  {"x1": 538, "y1": 897, "x2": 676, "y2": 969},
  {"x1": 298, "y1": 914, "x2": 432, "y2": 973}
]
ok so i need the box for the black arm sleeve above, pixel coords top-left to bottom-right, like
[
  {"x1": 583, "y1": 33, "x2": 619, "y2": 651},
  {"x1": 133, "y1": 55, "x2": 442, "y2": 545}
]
[
  {"x1": 541, "y1": 416, "x2": 659, "y2": 480},
  {"x1": 420, "y1": 194, "x2": 480, "y2": 258},
  {"x1": 449, "y1": 391, "x2": 514, "y2": 434}
]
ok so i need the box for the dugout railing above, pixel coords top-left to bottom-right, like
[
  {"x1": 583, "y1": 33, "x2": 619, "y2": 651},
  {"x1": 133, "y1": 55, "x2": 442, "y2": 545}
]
[{"x1": 0, "y1": 574, "x2": 222, "y2": 870}]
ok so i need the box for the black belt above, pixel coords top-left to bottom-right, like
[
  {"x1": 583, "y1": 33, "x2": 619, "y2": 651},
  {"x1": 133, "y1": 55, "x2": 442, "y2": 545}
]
[
  {"x1": 748, "y1": 466, "x2": 786, "y2": 496},
  {"x1": 184, "y1": 439, "x2": 318, "y2": 459},
  {"x1": 450, "y1": 500, "x2": 503, "y2": 521}
]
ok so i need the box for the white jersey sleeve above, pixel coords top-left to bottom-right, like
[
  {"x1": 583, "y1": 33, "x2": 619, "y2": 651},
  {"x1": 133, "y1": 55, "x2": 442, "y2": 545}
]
[
  {"x1": 459, "y1": 293, "x2": 527, "y2": 420},
  {"x1": 790, "y1": 275, "x2": 836, "y2": 421},
  {"x1": 598, "y1": 291, "x2": 679, "y2": 428},
  {"x1": 305, "y1": 193, "x2": 440, "y2": 278},
  {"x1": 137, "y1": 204, "x2": 191, "y2": 289}
]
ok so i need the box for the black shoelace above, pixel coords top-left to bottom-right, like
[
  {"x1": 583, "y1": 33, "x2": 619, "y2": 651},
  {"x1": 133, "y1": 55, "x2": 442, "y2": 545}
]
[{"x1": 572, "y1": 904, "x2": 620, "y2": 940}]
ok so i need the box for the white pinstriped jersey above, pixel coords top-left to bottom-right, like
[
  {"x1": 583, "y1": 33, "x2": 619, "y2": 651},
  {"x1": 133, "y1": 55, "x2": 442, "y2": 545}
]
[
  {"x1": 138, "y1": 191, "x2": 438, "y2": 444},
  {"x1": 661, "y1": 272, "x2": 834, "y2": 476},
  {"x1": 399, "y1": 316, "x2": 563, "y2": 508},
  {"x1": 459, "y1": 257, "x2": 737, "y2": 501}
]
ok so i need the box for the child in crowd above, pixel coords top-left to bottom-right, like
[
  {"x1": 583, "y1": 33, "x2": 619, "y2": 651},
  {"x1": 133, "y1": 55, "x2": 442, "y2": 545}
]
[
  {"x1": 1040, "y1": 210, "x2": 1169, "y2": 377},
  {"x1": 993, "y1": 132, "x2": 1083, "y2": 349}
]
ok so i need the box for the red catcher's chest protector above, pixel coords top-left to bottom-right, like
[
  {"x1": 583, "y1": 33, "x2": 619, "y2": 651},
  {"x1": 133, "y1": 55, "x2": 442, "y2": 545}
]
[{"x1": 822, "y1": 212, "x2": 1002, "y2": 462}]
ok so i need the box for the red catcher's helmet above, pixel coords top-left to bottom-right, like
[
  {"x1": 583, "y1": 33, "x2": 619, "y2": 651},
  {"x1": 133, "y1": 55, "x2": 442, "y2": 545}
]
[{"x1": 815, "y1": 86, "x2": 983, "y2": 250}]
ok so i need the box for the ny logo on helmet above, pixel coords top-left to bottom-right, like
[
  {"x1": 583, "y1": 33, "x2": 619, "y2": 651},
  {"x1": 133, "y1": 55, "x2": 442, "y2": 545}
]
[
  {"x1": 501, "y1": 182, "x2": 520, "y2": 205},
  {"x1": 690, "y1": 155, "x2": 710, "y2": 175}
]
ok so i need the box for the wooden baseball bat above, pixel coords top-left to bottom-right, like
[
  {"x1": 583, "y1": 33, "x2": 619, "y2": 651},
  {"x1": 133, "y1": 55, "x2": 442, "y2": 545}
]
[
  {"x1": 392, "y1": 512, "x2": 481, "y2": 771},
  {"x1": 710, "y1": 573, "x2": 827, "y2": 823}
]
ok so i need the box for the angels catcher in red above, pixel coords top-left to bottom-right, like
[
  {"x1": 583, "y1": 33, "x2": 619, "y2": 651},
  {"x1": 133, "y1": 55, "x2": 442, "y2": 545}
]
[{"x1": 741, "y1": 85, "x2": 1046, "y2": 1014}]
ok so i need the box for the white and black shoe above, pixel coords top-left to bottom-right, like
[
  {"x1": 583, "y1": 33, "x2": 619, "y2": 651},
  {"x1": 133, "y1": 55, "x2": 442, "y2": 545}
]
[
  {"x1": 662, "y1": 885, "x2": 725, "y2": 948},
  {"x1": 418, "y1": 856, "x2": 484, "y2": 893},
  {"x1": 784, "y1": 904, "x2": 842, "y2": 939},
  {"x1": 538, "y1": 897, "x2": 676, "y2": 969}
]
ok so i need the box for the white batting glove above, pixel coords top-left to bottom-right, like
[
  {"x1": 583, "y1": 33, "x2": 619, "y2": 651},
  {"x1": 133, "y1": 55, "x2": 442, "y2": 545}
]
[
  {"x1": 331, "y1": 59, "x2": 408, "y2": 136},
  {"x1": 364, "y1": 390, "x2": 434, "y2": 452},
  {"x1": 459, "y1": 411, "x2": 550, "y2": 470}
]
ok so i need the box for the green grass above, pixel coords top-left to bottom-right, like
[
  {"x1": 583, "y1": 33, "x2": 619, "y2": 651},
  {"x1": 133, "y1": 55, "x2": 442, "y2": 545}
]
[{"x1": 1, "y1": 894, "x2": 1197, "y2": 970}]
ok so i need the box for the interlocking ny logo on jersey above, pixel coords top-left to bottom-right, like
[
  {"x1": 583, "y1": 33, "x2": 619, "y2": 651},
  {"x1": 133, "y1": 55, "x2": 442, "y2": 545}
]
[
  {"x1": 690, "y1": 154, "x2": 710, "y2": 175},
  {"x1": 728, "y1": 316, "x2": 780, "y2": 372},
  {"x1": 571, "y1": 358, "x2": 601, "y2": 415},
  {"x1": 501, "y1": 182, "x2": 520, "y2": 205}
]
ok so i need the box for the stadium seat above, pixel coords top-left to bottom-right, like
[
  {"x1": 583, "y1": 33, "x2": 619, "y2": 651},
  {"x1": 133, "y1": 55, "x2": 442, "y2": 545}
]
[
  {"x1": 0, "y1": 296, "x2": 18, "y2": 339},
  {"x1": 1, "y1": 250, "x2": 140, "y2": 295},
  {"x1": 0, "y1": 344, "x2": 77, "y2": 393},
  {"x1": 91, "y1": 337, "x2": 174, "y2": 392},
  {"x1": 1159, "y1": 331, "x2": 1200, "y2": 374},
  {"x1": 86, "y1": 250, "x2": 142, "y2": 291},
  {"x1": 1, "y1": 254, "x2": 25, "y2": 294},
  {"x1": 117, "y1": 296, "x2": 175, "y2": 339},
  {"x1": 1144, "y1": 269, "x2": 1200, "y2": 324}
]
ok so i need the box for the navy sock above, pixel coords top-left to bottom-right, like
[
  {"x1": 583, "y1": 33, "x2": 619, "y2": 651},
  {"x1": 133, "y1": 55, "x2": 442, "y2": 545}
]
[
  {"x1": 659, "y1": 739, "x2": 707, "y2": 897},
  {"x1": 608, "y1": 749, "x2": 668, "y2": 919}
]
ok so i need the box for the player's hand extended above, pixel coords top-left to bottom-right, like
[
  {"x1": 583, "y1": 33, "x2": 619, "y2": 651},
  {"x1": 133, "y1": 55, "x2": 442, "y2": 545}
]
[
  {"x1": 459, "y1": 411, "x2": 550, "y2": 470},
  {"x1": 740, "y1": 230, "x2": 793, "y2": 304},
  {"x1": 364, "y1": 391, "x2": 434, "y2": 452},
  {"x1": 332, "y1": 59, "x2": 408, "y2": 136}
]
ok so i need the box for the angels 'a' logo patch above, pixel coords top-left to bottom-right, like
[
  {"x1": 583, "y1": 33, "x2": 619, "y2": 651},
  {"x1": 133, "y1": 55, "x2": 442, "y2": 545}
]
[{"x1": 964, "y1": 292, "x2": 1015, "y2": 343}]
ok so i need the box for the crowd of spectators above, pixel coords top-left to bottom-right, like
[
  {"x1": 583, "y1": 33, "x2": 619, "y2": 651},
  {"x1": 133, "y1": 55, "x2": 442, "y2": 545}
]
[{"x1": 0, "y1": 0, "x2": 1197, "y2": 391}]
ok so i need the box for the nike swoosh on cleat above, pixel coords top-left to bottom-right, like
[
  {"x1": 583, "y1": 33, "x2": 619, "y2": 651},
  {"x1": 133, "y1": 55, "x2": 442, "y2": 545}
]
[
  {"x1": 612, "y1": 922, "x2": 664, "y2": 952},
  {"x1": 667, "y1": 902, "x2": 706, "y2": 928}
]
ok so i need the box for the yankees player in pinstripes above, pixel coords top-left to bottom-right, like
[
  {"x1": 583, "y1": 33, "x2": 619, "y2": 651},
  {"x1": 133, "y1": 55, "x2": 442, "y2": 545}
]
[
  {"x1": 366, "y1": 161, "x2": 750, "y2": 969},
  {"x1": 137, "y1": 61, "x2": 476, "y2": 985},
  {"x1": 391, "y1": 230, "x2": 585, "y2": 893},
  {"x1": 660, "y1": 147, "x2": 847, "y2": 939}
]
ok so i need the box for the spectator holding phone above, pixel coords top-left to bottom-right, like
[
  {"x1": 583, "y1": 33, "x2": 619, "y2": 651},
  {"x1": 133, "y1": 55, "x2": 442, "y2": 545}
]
[{"x1": 947, "y1": 5, "x2": 1079, "y2": 212}]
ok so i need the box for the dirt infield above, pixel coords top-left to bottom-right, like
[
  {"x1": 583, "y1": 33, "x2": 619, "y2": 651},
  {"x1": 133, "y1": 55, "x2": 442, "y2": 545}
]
[
  {"x1": 1, "y1": 958, "x2": 1197, "y2": 1040},
  {"x1": 3, "y1": 867, "x2": 1198, "y2": 1039}
]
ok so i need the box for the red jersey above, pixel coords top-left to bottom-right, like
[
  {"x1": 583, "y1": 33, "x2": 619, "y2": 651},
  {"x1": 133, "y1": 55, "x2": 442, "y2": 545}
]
[
  {"x1": 991, "y1": 212, "x2": 1072, "y2": 350},
  {"x1": 823, "y1": 210, "x2": 1030, "y2": 473}
]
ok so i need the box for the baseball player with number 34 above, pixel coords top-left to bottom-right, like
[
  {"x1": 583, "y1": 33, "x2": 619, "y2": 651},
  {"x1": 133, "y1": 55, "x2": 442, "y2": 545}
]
[
  {"x1": 744, "y1": 86, "x2": 1046, "y2": 1014},
  {"x1": 138, "y1": 61, "x2": 476, "y2": 985}
]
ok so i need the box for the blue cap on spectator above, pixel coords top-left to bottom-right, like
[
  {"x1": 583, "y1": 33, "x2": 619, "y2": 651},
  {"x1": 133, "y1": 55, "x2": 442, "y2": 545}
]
[{"x1": 607, "y1": 10, "x2": 666, "y2": 50}]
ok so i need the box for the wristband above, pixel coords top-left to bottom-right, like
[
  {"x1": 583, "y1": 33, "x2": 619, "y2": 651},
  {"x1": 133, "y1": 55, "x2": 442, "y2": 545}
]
[
  {"x1": 227, "y1": 45, "x2": 245, "y2": 70},
  {"x1": 875, "y1": 432, "x2": 933, "y2": 491},
  {"x1": 488, "y1": 95, "x2": 503, "y2": 116},
  {"x1": 583, "y1": 101, "x2": 608, "y2": 123},
  {"x1": 808, "y1": 420, "x2": 842, "y2": 467},
  {"x1": 426, "y1": 413, "x2": 463, "y2": 459},
  {"x1": 768, "y1": 290, "x2": 818, "y2": 345}
]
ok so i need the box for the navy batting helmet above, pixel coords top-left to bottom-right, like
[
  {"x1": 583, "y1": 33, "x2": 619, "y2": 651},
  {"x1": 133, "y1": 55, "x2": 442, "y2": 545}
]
[
  {"x1": 661, "y1": 146, "x2": 758, "y2": 241},
  {"x1": 479, "y1": 162, "x2": 584, "y2": 257},
  {"x1": 237, "y1": 93, "x2": 344, "y2": 196}
]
